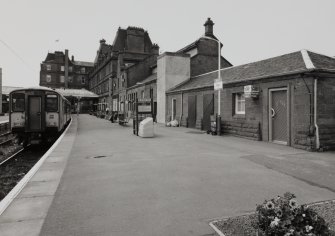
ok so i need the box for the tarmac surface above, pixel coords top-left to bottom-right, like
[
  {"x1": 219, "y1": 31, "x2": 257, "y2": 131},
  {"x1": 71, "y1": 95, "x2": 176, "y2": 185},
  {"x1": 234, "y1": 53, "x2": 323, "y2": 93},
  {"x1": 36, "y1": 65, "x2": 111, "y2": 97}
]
[{"x1": 1, "y1": 114, "x2": 335, "y2": 236}]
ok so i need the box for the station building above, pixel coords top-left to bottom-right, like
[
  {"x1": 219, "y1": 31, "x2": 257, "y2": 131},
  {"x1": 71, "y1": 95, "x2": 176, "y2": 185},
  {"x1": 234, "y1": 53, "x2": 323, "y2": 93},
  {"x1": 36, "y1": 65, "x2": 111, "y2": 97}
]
[
  {"x1": 123, "y1": 18, "x2": 232, "y2": 123},
  {"x1": 166, "y1": 50, "x2": 335, "y2": 151},
  {"x1": 88, "y1": 27, "x2": 159, "y2": 116}
]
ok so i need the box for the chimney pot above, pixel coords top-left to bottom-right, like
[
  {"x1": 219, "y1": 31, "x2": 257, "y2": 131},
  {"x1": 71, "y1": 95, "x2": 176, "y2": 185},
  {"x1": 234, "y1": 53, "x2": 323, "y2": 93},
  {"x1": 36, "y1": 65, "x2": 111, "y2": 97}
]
[{"x1": 204, "y1": 17, "x2": 214, "y2": 36}]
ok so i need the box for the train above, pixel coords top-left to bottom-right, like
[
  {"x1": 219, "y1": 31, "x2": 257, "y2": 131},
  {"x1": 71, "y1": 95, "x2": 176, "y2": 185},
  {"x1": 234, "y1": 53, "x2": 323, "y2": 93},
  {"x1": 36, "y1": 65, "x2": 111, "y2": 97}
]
[{"x1": 9, "y1": 87, "x2": 71, "y2": 145}]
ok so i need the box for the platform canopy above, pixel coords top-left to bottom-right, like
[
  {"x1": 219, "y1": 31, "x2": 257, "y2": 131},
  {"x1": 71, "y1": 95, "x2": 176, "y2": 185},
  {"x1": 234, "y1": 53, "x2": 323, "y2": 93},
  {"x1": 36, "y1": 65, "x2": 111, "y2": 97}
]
[{"x1": 55, "y1": 88, "x2": 98, "y2": 99}]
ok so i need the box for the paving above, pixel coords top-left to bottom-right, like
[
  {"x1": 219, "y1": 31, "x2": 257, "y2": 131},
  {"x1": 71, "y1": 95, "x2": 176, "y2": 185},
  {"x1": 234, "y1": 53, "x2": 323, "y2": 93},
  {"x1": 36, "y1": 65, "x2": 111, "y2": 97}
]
[{"x1": 1, "y1": 114, "x2": 335, "y2": 236}]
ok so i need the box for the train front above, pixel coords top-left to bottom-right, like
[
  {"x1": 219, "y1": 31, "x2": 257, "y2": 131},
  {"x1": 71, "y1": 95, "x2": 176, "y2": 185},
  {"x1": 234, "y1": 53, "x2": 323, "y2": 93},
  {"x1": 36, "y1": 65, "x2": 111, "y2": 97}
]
[{"x1": 9, "y1": 89, "x2": 62, "y2": 145}]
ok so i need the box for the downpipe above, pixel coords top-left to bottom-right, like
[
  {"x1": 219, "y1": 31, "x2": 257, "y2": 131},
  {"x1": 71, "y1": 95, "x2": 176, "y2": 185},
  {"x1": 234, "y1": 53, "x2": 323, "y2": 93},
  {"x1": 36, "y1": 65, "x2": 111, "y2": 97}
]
[{"x1": 314, "y1": 78, "x2": 320, "y2": 150}]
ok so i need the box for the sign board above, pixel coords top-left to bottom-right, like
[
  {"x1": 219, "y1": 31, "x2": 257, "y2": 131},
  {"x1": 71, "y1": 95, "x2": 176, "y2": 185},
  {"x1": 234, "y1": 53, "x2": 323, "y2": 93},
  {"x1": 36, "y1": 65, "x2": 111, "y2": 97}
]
[
  {"x1": 214, "y1": 79, "x2": 223, "y2": 91},
  {"x1": 138, "y1": 105, "x2": 151, "y2": 113},
  {"x1": 244, "y1": 85, "x2": 259, "y2": 98}
]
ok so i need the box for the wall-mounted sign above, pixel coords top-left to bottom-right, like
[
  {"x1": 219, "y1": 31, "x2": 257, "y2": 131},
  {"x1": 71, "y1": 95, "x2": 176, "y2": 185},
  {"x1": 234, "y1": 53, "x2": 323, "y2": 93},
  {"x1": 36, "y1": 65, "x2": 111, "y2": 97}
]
[
  {"x1": 214, "y1": 79, "x2": 223, "y2": 91},
  {"x1": 244, "y1": 85, "x2": 259, "y2": 98}
]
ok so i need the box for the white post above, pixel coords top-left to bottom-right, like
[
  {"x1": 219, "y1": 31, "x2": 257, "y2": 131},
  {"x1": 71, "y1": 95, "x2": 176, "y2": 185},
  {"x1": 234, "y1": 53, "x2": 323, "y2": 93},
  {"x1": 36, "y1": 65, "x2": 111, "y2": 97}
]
[{"x1": 218, "y1": 40, "x2": 221, "y2": 116}]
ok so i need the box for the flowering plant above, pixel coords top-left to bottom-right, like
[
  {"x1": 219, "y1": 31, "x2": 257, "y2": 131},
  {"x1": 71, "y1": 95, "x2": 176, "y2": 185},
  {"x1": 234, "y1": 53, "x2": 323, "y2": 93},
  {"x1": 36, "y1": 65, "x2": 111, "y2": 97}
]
[{"x1": 256, "y1": 192, "x2": 331, "y2": 236}]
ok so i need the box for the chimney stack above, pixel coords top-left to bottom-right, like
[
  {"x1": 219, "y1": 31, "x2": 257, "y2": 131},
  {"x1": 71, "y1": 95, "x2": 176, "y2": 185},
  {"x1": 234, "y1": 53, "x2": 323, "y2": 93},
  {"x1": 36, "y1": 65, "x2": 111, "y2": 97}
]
[
  {"x1": 65, "y1": 49, "x2": 69, "y2": 88},
  {"x1": 100, "y1": 39, "x2": 106, "y2": 45},
  {"x1": 151, "y1": 43, "x2": 160, "y2": 55},
  {"x1": 204, "y1": 17, "x2": 214, "y2": 36},
  {"x1": 71, "y1": 55, "x2": 74, "y2": 62}
]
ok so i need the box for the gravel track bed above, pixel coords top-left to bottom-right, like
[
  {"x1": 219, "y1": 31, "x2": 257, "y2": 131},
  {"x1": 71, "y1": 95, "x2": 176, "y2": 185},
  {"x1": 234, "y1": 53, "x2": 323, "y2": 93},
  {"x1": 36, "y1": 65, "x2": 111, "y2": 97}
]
[{"x1": 0, "y1": 145, "x2": 50, "y2": 201}]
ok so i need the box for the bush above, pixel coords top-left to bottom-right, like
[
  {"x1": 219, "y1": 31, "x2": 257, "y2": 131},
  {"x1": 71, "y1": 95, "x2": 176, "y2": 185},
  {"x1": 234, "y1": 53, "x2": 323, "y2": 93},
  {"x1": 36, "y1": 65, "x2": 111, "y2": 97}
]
[{"x1": 255, "y1": 192, "x2": 331, "y2": 236}]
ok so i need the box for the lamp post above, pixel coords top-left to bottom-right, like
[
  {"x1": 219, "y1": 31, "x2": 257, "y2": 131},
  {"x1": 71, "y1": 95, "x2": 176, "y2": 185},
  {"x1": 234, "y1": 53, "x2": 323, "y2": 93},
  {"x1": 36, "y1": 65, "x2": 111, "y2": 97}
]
[{"x1": 201, "y1": 35, "x2": 222, "y2": 135}]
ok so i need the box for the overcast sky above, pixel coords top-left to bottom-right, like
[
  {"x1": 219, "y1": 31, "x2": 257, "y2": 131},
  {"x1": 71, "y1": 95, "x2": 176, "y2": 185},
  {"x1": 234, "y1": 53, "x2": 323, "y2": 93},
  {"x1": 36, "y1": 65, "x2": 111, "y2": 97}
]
[{"x1": 1, "y1": 0, "x2": 334, "y2": 87}]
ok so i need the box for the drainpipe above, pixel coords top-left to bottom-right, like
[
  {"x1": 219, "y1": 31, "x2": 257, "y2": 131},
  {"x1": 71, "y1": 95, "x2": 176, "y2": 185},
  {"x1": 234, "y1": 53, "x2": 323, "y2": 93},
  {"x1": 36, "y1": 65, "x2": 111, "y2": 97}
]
[
  {"x1": 180, "y1": 92, "x2": 183, "y2": 125},
  {"x1": 314, "y1": 78, "x2": 320, "y2": 149}
]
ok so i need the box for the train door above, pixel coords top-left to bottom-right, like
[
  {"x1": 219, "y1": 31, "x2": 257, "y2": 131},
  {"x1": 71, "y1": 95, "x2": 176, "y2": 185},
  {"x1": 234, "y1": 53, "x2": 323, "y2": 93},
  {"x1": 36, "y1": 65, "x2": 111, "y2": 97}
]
[{"x1": 28, "y1": 96, "x2": 42, "y2": 131}]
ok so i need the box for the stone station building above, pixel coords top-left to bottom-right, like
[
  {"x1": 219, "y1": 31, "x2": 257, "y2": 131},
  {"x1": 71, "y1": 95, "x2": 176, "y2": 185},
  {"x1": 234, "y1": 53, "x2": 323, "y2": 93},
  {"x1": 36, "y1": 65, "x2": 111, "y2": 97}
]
[{"x1": 166, "y1": 50, "x2": 335, "y2": 151}]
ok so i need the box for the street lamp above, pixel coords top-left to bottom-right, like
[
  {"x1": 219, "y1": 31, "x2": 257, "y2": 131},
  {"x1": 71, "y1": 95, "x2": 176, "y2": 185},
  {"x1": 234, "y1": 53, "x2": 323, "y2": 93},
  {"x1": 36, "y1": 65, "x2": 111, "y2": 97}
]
[{"x1": 201, "y1": 35, "x2": 222, "y2": 135}]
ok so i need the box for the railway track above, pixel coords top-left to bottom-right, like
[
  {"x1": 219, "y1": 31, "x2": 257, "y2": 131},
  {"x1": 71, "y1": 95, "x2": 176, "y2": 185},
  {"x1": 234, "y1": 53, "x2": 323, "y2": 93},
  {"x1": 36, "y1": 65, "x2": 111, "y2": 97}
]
[{"x1": 0, "y1": 144, "x2": 51, "y2": 201}]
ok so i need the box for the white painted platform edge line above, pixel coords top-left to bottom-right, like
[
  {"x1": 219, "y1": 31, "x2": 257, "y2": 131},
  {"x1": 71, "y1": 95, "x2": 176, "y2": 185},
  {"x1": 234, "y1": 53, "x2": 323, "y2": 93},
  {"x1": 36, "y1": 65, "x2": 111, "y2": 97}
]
[
  {"x1": 0, "y1": 119, "x2": 73, "y2": 216},
  {"x1": 209, "y1": 220, "x2": 226, "y2": 236}
]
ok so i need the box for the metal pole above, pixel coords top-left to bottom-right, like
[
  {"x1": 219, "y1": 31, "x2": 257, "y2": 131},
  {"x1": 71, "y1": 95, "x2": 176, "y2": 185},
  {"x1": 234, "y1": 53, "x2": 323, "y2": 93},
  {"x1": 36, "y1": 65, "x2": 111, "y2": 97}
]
[
  {"x1": 218, "y1": 40, "x2": 221, "y2": 116},
  {"x1": 217, "y1": 40, "x2": 222, "y2": 135}
]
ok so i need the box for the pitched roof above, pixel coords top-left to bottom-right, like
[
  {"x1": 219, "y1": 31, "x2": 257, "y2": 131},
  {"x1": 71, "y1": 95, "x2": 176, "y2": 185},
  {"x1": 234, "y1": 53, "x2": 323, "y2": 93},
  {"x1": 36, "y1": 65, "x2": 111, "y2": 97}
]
[
  {"x1": 167, "y1": 50, "x2": 335, "y2": 93},
  {"x1": 73, "y1": 61, "x2": 94, "y2": 67}
]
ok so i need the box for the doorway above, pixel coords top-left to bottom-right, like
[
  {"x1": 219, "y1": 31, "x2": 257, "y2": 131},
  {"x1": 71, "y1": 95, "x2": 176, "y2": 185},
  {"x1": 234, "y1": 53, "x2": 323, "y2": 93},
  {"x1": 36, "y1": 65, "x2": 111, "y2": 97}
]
[
  {"x1": 203, "y1": 94, "x2": 214, "y2": 131},
  {"x1": 188, "y1": 95, "x2": 196, "y2": 128},
  {"x1": 28, "y1": 96, "x2": 42, "y2": 131},
  {"x1": 269, "y1": 88, "x2": 289, "y2": 145}
]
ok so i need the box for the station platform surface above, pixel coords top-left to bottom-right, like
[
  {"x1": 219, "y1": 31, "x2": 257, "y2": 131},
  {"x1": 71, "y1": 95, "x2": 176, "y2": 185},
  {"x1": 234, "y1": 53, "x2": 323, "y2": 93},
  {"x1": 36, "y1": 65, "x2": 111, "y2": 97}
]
[{"x1": 1, "y1": 114, "x2": 335, "y2": 236}]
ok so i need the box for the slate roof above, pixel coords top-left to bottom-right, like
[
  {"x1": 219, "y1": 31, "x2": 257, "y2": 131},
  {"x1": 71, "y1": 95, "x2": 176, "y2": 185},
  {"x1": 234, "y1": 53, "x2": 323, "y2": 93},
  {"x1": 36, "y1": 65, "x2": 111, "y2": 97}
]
[
  {"x1": 73, "y1": 61, "x2": 94, "y2": 67},
  {"x1": 167, "y1": 50, "x2": 335, "y2": 93}
]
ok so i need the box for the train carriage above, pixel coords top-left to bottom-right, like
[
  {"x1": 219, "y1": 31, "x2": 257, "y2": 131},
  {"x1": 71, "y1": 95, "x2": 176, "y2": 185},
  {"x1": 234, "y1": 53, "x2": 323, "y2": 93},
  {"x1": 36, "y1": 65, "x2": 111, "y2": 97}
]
[{"x1": 9, "y1": 87, "x2": 71, "y2": 145}]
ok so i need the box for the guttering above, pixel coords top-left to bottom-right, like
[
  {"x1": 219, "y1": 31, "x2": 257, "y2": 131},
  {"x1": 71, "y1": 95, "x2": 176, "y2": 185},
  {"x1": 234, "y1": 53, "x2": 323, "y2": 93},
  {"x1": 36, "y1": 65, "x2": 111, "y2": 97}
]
[{"x1": 314, "y1": 78, "x2": 320, "y2": 149}]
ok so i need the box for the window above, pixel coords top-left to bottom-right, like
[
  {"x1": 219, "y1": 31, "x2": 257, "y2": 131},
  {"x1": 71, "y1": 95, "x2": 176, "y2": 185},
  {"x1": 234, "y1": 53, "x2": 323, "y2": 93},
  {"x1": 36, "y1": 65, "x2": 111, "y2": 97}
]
[
  {"x1": 81, "y1": 67, "x2": 85, "y2": 73},
  {"x1": 235, "y1": 93, "x2": 245, "y2": 115},
  {"x1": 81, "y1": 77, "x2": 85, "y2": 84},
  {"x1": 69, "y1": 66, "x2": 73, "y2": 72},
  {"x1": 46, "y1": 94, "x2": 58, "y2": 112},
  {"x1": 68, "y1": 76, "x2": 73, "y2": 83},
  {"x1": 141, "y1": 90, "x2": 145, "y2": 99},
  {"x1": 11, "y1": 93, "x2": 25, "y2": 112},
  {"x1": 46, "y1": 74, "x2": 51, "y2": 82},
  {"x1": 60, "y1": 76, "x2": 65, "y2": 83},
  {"x1": 61, "y1": 66, "x2": 65, "y2": 71},
  {"x1": 46, "y1": 64, "x2": 51, "y2": 71}
]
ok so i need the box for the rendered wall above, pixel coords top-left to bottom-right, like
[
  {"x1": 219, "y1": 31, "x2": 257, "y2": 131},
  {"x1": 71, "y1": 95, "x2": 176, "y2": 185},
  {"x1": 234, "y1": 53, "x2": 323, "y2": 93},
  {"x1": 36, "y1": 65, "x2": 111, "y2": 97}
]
[{"x1": 156, "y1": 53, "x2": 190, "y2": 123}]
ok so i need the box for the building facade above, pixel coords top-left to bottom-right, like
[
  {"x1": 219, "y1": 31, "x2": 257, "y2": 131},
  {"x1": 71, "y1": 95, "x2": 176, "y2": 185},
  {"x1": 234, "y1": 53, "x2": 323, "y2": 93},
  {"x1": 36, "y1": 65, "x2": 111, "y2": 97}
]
[
  {"x1": 88, "y1": 27, "x2": 159, "y2": 116},
  {"x1": 40, "y1": 50, "x2": 93, "y2": 89},
  {"x1": 167, "y1": 50, "x2": 335, "y2": 151}
]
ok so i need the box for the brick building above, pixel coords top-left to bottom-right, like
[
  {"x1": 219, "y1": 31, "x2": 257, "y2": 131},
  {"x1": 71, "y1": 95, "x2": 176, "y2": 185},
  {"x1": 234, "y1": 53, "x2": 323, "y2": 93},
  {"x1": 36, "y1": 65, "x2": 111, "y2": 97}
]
[
  {"x1": 125, "y1": 18, "x2": 232, "y2": 124},
  {"x1": 167, "y1": 50, "x2": 335, "y2": 151},
  {"x1": 40, "y1": 50, "x2": 95, "y2": 113},
  {"x1": 88, "y1": 27, "x2": 159, "y2": 116},
  {"x1": 40, "y1": 50, "x2": 93, "y2": 89}
]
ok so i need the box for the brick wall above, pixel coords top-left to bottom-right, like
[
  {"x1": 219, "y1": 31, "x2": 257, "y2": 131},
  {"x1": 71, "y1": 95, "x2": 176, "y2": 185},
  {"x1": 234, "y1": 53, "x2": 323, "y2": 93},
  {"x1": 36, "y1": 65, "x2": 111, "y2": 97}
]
[
  {"x1": 220, "y1": 75, "x2": 317, "y2": 150},
  {"x1": 317, "y1": 76, "x2": 335, "y2": 150},
  {"x1": 166, "y1": 88, "x2": 216, "y2": 128}
]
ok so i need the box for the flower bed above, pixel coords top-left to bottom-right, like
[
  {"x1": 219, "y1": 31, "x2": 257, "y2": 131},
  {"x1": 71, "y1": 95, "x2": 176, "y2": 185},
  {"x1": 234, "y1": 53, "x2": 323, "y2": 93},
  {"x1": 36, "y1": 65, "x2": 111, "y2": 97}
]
[{"x1": 212, "y1": 197, "x2": 335, "y2": 236}]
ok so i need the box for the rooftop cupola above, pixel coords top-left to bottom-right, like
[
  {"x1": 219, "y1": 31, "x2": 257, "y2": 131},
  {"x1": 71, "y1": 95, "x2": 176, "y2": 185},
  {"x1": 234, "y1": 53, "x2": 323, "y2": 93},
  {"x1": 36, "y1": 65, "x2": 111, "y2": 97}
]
[{"x1": 204, "y1": 17, "x2": 214, "y2": 36}]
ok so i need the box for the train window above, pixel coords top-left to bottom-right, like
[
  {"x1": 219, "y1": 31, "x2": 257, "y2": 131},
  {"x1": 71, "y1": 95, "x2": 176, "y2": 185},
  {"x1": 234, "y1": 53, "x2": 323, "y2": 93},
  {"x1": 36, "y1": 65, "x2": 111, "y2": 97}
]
[
  {"x1": 12, "y1": 93, "x2": 25, "y2": 112},
  {"x1": 46, "y1": 94, "x2": 58, "y2": 112}
]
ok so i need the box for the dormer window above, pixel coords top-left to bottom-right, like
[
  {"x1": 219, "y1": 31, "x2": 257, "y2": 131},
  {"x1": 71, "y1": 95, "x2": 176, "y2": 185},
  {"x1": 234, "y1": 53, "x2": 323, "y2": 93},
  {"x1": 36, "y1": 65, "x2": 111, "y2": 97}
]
[{"x1": 46, "y1": 64, "x2": 51, "y2": 71}]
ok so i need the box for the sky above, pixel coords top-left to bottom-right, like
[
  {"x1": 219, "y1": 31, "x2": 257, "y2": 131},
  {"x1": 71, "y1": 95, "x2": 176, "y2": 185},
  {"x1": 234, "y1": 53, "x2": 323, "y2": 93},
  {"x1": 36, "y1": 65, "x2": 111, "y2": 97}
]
[{"x1": 0, "y1": 0, "x2": 335, "y2": 87}]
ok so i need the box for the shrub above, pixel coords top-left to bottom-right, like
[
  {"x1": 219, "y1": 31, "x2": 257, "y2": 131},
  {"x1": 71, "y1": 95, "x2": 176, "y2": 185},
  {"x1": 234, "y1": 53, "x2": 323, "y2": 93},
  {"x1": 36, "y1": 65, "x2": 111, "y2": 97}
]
[{"x1": 255, "y1": 192, "x2": 331, "y2": 236}]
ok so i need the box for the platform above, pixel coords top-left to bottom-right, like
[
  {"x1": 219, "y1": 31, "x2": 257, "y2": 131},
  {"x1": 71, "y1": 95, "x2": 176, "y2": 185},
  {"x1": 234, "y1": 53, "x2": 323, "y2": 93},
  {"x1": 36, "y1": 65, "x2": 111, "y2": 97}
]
[{"x1": 0, "y1": 114, "x2": 335, "y2": 236}]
